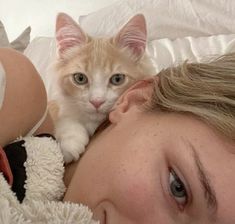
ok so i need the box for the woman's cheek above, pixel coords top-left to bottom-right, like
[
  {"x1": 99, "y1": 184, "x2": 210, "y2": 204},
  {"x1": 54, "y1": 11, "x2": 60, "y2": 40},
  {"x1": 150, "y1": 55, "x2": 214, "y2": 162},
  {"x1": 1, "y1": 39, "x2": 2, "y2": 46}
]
[{"x1": 111, "y1": 163, "x2": 158, "y2": 221}]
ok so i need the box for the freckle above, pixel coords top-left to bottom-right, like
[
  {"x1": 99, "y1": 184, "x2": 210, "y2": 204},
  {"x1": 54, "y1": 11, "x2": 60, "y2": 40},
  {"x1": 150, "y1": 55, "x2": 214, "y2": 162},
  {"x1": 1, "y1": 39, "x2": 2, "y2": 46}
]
[
  {"x1": 131, "y1": 130, "x2": 138, "y2": 136},
  {"x1": 119, "y1": 163, "x2": 127, "y2": 173},
  {"x1": 122, "y1": 168, "x2": 127, "y2": 173}
]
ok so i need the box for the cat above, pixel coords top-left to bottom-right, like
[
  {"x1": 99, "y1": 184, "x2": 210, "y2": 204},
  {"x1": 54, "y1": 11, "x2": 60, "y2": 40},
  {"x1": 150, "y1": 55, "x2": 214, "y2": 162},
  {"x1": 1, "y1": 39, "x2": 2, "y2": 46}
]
[{"x1": 49, "y1": 12, "x2": 155, "y2": 163}]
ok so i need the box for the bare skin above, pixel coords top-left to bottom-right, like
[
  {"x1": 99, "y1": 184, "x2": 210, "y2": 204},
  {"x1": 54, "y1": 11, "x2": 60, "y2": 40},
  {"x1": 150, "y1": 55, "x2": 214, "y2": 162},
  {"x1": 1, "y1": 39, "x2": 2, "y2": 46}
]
[
  {"x1": 0, "y1": 48, "x2": 53, "y2": 147},
  {"x1": 63, "y1": 80, "x2": 235, "y2": 224}
]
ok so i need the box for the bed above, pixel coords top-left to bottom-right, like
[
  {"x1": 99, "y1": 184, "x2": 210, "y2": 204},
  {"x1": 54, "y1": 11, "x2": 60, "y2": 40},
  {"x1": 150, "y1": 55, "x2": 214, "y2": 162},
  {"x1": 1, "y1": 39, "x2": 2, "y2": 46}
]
[{"x1": 1, "y1": 0, "x2": 235, "y2": 222}]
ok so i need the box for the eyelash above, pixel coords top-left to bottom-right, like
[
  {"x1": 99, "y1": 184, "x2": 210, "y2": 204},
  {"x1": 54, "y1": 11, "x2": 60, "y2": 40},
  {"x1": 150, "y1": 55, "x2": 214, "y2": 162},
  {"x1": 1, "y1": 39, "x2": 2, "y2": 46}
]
[{"x1": 168, "y1": 168, "x2": 191, "y2": 211}]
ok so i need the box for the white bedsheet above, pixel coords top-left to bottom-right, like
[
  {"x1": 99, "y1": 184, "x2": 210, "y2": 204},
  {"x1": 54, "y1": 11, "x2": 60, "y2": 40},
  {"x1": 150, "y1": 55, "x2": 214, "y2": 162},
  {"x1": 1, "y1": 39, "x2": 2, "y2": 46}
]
[
  {"x1": 148, "y1": 34, "x2": 235, "y2": 72},
  {"x1": 80, "y1": 0, "x2": 235, "y2": 40}
]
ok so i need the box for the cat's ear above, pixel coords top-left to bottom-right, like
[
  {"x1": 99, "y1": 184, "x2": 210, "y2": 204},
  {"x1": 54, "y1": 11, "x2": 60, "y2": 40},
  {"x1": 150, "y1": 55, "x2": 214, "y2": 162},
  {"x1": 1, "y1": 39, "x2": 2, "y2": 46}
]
[
  {"x1": 114, "y1": 14, "x2": 147, "y2": 60},
  {"x1": 56, "y1": 13, "x2": 87, "y2": 56}
]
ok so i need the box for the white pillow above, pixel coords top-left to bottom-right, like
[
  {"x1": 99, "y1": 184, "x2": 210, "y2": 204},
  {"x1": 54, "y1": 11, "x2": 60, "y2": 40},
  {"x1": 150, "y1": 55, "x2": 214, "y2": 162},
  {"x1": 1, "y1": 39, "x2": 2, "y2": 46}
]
[
  {"x1": 79, "y1": 0, "x2": 235, "y2": 41},
  {"x1": 148, "y1": 34, "x2": 235, "y2": 72}
]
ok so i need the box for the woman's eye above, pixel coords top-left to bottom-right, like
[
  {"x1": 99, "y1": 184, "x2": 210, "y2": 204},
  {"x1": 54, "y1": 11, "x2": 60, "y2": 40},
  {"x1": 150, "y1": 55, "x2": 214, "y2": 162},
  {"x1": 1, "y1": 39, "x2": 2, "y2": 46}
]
[
  {"x1": 169, "y1": 169, "x2": 188, "y2": 209},
  {"x1": 110, "y1": 73, "x2": 126, "y2": 86},
  {"x1": 73, "y1": 73, "x2": 88, "y2": 85}
]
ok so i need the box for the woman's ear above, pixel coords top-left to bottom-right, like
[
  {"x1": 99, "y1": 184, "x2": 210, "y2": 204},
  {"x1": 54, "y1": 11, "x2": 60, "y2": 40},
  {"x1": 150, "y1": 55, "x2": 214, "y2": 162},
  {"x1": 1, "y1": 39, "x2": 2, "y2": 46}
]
[{"x1": 109, "y1": 77, "x2": 158, "y2": 124}]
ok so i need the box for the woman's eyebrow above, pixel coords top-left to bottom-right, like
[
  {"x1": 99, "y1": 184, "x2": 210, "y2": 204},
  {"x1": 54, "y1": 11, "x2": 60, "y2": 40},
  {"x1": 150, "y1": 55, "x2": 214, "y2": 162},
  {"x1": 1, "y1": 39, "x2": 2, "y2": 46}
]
[{"x1": 183, "y1": 139, "x2": 218, "y2": 215}]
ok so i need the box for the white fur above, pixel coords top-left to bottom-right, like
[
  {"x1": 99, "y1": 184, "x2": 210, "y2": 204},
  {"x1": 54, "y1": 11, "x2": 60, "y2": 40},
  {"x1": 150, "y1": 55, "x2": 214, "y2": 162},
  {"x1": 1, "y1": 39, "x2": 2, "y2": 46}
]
[
  {"x1": 55, "y1": 118, "x2": 90, "y2": 162},
  {"x1": 54, "y1": 72, "x2": 119, "y2": 163}
]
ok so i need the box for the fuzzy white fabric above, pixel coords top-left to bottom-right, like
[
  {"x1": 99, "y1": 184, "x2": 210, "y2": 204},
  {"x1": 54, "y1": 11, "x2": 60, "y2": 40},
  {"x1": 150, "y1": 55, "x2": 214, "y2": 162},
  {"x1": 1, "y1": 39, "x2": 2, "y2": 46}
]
[
  {"x1": 23, "y1": 135, "x2": 65, "y2": 202},
  {"x1": 0, "y1": 135, "x2": 98, "y2": 224}
]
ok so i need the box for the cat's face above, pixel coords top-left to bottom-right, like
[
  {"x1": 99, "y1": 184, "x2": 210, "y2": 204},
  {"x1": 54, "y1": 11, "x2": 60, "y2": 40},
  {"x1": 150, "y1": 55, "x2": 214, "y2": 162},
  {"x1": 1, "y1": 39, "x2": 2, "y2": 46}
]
[{"x1": 54, "y1": 13, "x2": 155, "y2": 115}]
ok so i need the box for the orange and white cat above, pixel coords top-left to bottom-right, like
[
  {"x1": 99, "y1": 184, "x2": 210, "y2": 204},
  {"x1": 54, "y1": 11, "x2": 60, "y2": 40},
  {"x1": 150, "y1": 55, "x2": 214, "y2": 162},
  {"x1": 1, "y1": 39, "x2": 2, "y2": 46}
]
[{"x1": 51, "y1": 12, "x2": 155, "y2": 163}]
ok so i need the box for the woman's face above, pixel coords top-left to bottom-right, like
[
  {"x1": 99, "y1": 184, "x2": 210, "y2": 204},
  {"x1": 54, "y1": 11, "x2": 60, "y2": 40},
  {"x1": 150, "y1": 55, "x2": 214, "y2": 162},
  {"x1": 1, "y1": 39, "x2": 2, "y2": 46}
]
[{"x1": 64, "y1": 80, "x2": 235, "y2": 224}]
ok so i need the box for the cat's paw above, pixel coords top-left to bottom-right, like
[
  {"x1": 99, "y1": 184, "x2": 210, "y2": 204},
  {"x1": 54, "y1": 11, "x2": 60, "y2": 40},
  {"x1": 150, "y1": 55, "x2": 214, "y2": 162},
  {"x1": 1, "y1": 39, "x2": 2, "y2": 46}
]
[
  {"x1": 55, "y1": 121, "x2": 90, "y2": 164},
  {"x1": 60, "y1": 137, "x2": 86, "y2": 163}
]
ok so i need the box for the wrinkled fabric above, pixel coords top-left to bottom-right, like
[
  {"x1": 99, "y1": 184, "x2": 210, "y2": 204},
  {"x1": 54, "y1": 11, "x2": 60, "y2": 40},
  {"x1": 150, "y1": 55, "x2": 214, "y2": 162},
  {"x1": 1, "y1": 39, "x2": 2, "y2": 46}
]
[{"x1": 79, "y1": 0, "x2": 235, "y2": 41}]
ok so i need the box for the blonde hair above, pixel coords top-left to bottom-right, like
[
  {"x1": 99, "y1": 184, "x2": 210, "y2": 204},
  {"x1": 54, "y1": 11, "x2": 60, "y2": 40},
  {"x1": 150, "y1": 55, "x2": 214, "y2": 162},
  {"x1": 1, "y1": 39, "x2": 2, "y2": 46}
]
[{"x1": 149, "y1": 53, "x2": 235, "y2": 140}]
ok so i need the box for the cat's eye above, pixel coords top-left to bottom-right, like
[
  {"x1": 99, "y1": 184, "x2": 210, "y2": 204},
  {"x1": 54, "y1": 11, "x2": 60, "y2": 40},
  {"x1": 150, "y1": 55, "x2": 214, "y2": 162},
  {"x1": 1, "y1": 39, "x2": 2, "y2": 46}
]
[
  {"x1": 73, "y1": 73, "x2": 88, "y2": 85},
  {"x1": 169, "y1": 169, "x2": 188, "y2": 209},
  {"x1": 110, "y1": 73, "x2": 126, "y2": 86}
]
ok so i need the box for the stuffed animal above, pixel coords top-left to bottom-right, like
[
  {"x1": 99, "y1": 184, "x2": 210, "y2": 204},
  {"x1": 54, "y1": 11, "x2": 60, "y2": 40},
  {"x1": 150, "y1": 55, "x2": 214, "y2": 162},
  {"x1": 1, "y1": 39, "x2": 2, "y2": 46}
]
[{"x1": 0, "y1": 134, "x2": 97, "y2": 224}]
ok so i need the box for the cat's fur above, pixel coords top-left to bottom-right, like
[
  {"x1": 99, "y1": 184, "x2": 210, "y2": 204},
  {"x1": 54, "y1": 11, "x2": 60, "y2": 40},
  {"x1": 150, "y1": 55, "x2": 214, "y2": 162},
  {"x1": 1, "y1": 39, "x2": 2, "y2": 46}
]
[{"x1": 50, "y1": 12, "x2": 155, "y2": 163}]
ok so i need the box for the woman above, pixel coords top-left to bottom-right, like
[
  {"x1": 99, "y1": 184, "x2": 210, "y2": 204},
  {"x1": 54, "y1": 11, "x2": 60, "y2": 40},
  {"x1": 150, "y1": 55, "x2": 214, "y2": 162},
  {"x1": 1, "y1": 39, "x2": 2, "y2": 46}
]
[{"x1": 1, "y1": 47, "x2": 235, "y2": 223}]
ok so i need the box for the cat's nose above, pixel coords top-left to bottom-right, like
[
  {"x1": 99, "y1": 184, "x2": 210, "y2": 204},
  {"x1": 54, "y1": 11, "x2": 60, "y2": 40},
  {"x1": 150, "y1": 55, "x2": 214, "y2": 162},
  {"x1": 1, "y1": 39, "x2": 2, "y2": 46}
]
[{"x1": 89, "y1": 99, "x2": 105, "y2": 109}]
